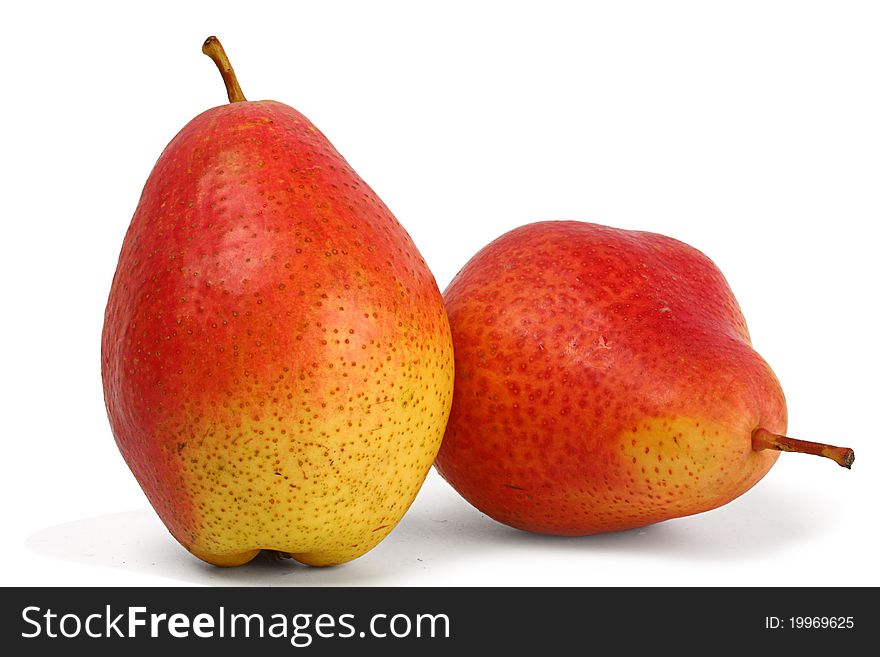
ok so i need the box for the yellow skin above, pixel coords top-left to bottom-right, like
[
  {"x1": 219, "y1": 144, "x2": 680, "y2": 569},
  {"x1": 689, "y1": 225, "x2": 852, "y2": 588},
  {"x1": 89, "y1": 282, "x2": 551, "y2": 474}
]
[
  {"x1": 184, "y1": 340, "x2": 454, "y2": 567},
  {"x1": 614, "y1": 416, "x2": 778, "y2": 530}
]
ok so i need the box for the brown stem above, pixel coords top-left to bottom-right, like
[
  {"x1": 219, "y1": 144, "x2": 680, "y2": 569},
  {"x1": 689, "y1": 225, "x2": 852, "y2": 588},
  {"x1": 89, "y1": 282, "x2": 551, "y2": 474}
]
[
  {"x1": 202, "y1": 36, "x2": 247, "y2": 103},
  {"x1": 752, "y1": 428, "x2": 855, "y2": 469}
]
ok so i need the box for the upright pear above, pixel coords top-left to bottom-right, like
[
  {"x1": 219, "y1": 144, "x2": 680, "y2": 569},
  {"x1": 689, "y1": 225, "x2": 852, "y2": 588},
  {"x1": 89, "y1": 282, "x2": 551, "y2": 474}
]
[{"x1": 102, "y1": 38, "x2": 454, "y2": 566}]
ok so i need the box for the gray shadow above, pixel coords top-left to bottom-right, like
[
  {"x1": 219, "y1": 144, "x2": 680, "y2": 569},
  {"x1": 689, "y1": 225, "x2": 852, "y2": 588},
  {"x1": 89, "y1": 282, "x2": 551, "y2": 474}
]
[
  {"x1": 398, "y1": 472, "x2": 836, "y2": 564},
  {"x1": 25, "y1": 472, "x2": 836, "y2": 585}
]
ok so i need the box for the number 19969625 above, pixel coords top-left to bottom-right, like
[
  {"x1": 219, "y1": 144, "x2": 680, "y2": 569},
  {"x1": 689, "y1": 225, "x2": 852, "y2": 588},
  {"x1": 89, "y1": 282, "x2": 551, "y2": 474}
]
[{"x1": 790, "y1": 617, "x2": 854, "y2": 629}]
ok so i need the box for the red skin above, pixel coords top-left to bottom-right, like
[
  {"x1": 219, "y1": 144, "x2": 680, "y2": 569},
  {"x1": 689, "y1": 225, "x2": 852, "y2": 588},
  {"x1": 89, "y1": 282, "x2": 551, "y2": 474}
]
[
  {"x1": 435, "y1": 221, "x2": 786, "y2": 535},
  {"x1": 102, "y1": 100, "x2": 449, "y2": 554}
]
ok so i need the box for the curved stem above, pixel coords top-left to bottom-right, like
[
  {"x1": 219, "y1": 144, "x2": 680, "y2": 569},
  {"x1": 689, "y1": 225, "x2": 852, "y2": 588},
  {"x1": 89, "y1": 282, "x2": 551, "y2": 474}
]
[
  {"x1": 752, "y1": 428, "x2": 854, "y2": 469},
  {"x1": 202, "y1": 36, "x2": 247, "y2": 103}
]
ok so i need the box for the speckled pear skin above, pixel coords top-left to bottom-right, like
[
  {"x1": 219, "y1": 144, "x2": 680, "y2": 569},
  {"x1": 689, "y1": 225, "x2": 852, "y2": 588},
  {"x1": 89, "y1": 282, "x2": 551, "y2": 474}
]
[
  {"x1": 435, "y1": 221, "x2": 786, "y2": 535},
  {"x1": 102, "y1": 100, "x2": 454, "y2": 566}
]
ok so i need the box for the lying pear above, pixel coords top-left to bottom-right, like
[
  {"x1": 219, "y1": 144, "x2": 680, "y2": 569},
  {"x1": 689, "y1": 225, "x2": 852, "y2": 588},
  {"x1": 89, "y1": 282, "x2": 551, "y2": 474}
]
[
  {"x1": 435, "y1": 221, "x2": 853, "y2": 535},
  {"x1": 102, "y1": 37, "x2": 454, "y2": 566}
]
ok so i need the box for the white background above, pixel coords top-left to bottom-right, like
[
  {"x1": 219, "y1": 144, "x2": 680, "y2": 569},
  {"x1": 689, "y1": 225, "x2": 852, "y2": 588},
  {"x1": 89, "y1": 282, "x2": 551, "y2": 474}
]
[{"x1": 2, "y1": 1, "x2": 878, "y2": 586}]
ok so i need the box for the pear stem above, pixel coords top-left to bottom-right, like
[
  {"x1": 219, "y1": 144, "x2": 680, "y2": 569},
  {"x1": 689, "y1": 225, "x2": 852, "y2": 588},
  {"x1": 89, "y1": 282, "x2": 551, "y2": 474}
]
[
  {"x1": 202, "y1": 36, "x2": 247, "y2": 103},
  {"x1": 752, "y1": 428, "x2": 854, "y2": 469}
]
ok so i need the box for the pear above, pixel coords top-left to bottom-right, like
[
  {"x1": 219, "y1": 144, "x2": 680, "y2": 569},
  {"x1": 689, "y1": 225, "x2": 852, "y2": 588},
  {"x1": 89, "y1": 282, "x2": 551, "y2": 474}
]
[
  {"x1": 102, "y1": 38, "x2": 454, "y2": 566},
  {"x1": 434, "y1": 221, "x2": 853, "y2": 535}
]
